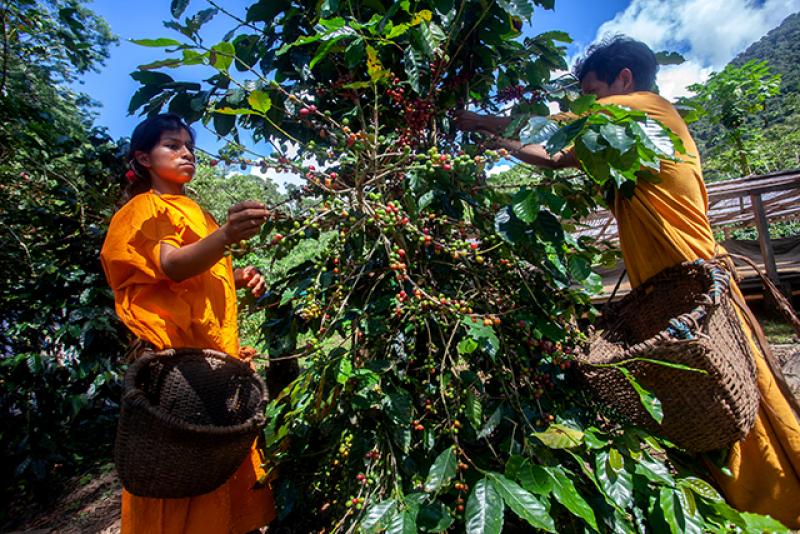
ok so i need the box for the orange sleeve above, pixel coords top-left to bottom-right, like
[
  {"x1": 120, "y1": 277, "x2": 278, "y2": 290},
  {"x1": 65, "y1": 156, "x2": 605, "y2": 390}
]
[{"x1": 101, "y1": 194, "x2": 188, "y2": 291}]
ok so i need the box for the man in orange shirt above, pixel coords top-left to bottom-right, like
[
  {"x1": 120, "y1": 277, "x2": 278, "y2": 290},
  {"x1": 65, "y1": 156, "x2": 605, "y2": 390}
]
[{"x1": 456, "y1": 36, "x2": 800, "y2": 528}]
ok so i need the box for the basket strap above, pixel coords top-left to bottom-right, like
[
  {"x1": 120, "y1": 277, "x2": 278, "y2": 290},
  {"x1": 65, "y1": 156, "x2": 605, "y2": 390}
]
[
  {"x1": 607, "y1": 268, "x2": 627, "y2": 306},
  {"x1": 729, "y1": 287, "x2": 800, "y2": 423},
  {"x1": 716, "y1": 252, "x2": 800, "y2": 337}
]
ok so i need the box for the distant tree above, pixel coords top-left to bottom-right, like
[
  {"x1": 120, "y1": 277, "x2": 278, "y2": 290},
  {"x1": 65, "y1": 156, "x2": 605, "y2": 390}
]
[
  {"x1": 187, "y1": 160, "x2": 284, "y2": 222},
  {"x1": 682, "y1": 60, "x2": 781, "y2": 176}
]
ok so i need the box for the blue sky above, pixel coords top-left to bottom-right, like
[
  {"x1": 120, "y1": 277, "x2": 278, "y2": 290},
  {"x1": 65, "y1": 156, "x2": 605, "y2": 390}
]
[
  {"x1": 80, "y1": 0, "x2": 627, "y2": 145},
  {"x1": 79, "y1": 0, "x2": 799, "y2": 185}
]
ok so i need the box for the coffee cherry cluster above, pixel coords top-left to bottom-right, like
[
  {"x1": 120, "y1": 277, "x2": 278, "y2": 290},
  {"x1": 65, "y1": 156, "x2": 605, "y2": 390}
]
[{"x1": 497, "y1": 84, "x2": 527, "y2": 103}]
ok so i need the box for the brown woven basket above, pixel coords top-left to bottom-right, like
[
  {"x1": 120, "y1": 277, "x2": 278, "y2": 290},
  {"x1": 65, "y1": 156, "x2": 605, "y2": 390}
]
[
  {"x1": 578, "y1": 260, "x2": 758, "y2": 452},
  {"x1": 115, "y1": 348, "x2": 267, "y2": 498}
]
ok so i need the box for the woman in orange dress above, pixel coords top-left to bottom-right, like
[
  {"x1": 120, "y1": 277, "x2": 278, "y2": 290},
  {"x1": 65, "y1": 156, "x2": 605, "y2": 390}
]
[
  {"x1": 101, "y1": 113, "x2": 275, "y2": 533},
  {"x1": 456, "y1": 37, "x2": 800, "y2": 528}
]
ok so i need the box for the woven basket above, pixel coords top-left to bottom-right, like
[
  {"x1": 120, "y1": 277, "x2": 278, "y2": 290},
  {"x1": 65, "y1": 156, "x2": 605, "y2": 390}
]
[
  {"x1": 115, "y1": 348, "x2": 267, "y2": 498},
  {"x1": 578, "y1": 260, "x2": 758, "y2": 452}
]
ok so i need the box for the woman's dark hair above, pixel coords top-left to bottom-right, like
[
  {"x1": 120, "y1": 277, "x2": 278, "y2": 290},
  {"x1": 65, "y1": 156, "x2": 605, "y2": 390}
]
[
  {"x1": 122, "y1": 113, "x2": 196, "y2": 202},
  {"x1": 574, "y1": 35, "x2": 658, "y2": 92}
]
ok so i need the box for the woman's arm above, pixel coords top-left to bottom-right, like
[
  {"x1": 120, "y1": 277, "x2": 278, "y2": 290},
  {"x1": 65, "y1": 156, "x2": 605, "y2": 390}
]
[{"x1": 160, "y1": 201, "x2": 269, "y2": 282}]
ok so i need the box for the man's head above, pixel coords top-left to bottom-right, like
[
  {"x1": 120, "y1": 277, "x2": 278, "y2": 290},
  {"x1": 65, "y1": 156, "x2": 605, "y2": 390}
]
[{"x1": 574, "y1": 36, "x2": 658, "y2": 98}]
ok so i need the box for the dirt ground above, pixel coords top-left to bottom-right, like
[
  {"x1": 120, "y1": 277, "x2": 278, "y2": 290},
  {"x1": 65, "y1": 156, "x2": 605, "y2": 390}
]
[
  {"x1": 4, "y1": 463, "x2": 121, "y2": 534},
  {"x1": 4, "y1": 344, "x2": 800, "y2": 534}
]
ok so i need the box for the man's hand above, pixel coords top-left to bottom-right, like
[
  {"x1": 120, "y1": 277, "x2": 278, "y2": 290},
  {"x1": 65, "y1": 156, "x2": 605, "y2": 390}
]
[
  {"x1": 221, "y1": 201, "x2": 270, "y2": 245},
  {"x1": 453, "y1": 110, "x2": 512, "y2": 135},
  {"x1": 235, "y1": 266, "x2": 267, "y2": 298}
]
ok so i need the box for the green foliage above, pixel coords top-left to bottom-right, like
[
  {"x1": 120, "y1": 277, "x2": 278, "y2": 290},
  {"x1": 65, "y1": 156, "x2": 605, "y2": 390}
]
[
  {"x1": 681, "y1": 60, "x2": 781, "y2": 176},
  {"x1": 688, "y1": 14, "x2": 800, "y2": 179},
  {"x1": 130, "y1": 0, "x2": 787, "y2": 531},
  {"x1": 187, "y1": 160, "x2": 283, "y2": 223},
  {"x1": 0, "y1": 0, "x2": 126, "y2": 504}
]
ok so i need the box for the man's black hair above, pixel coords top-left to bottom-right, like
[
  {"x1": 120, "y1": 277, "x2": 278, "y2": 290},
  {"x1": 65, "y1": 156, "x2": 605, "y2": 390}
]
[{"x1": 574, "y1": 35, "x2": 658, "y2": 91}]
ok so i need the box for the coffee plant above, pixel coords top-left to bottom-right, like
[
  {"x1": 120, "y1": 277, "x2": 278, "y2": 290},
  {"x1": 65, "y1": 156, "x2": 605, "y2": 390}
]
[
  {"x1": 130, "y1": 0, "x2": 788, "y2": 531},
  {"x1": 0, "y1": 0, "x2": 127, "y2": 506}
]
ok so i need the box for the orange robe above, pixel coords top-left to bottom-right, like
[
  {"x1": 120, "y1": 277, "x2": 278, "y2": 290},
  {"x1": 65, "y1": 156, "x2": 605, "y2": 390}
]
[
  {"x1": 101, "y1": 191, "x2": 275, "y2": 534},
  {"x1": 594, "y1": 92, "x2": 800, "y2": 527}
]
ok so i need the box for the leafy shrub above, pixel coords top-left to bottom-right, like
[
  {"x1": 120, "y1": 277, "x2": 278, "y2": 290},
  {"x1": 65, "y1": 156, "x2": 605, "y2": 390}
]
[
  {"x1": 128, "y1": 0, "x2": 789, "y2": 531},
  {"x1": 0, "y1": 0, "x2": 127, "y2": 504}
]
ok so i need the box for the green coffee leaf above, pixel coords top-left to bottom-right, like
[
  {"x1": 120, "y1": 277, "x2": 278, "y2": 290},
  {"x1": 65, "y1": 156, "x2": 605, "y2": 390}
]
[
  {"x1": 496, "y1": 0, "x2": 533, "y2": 19},
  {"x1": 659, "y1": 487, "x2": 681, "y2": 534},
  {"x1": 247, "y1": 90, "x2": 271, "y2": 114},
  {"x1": 520, "y1": 116, "x2": 560, "y2": 145},
  {"x1": 210, "y1": 41, "x2": 235, "y2": 72},
  {"x1": 548, "y1": 466, "x2": 598, "y2": 530},
  {"x1": 511, "y1": 189, "x2": 539, "y2": 224},
  {"x1": 170, "y1": 0, "x2": 190, "y2": 18},
  {"x1": 465, "y1": 478, "x2": 504, "y2": 534},
  {"x1": 532, "y1": 423, "x2": 584, "y2": 449},
  {"x1": 487, "y1": 472, "x2": 555, "y2": 532},
  {"x1": 424, "y1": 447, "x2": 457, "y2": 493},
  {"x1": 131, "y1": 38, "x2": 183, "y2": 48},
  {"x1": 465, "y1": 390, "x2": 482, "y2": 429},
  {"x1": 361, "y1": 499, "x2": 398, "y2": 532},
  {"x1": 618, "y1": 367, "x2": 664, "y2": 423},
  {"x1": 404, "y1": 46, "x2": 424, "y2": 94},
  {"x1": 387, "y1": 510, "x2": 418, "y2": 534},
  {"x1": 517, "y1": 461, "x2": 553, "y2": 496}
]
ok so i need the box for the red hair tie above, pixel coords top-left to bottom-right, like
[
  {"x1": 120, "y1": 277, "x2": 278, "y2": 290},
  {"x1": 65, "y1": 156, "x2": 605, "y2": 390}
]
[{"x1": 125, "y1": 169, "x2": 137, "y2": 183}]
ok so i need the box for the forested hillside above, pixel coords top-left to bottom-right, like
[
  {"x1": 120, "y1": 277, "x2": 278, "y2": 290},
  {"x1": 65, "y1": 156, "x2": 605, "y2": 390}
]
[{"x1": 690, "y1": 12, "x2": 800, "y2": 179}]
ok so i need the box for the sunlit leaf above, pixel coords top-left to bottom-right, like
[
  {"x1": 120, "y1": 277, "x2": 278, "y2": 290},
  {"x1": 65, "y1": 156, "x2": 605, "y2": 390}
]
[
  {"x1": 466, "y1": 479, "x2": 503, "y2": 534},
  {"x1": 496, "y1": 0, "x2": 533, "y2": 20},
  {"x1": 130, "y1": 38, "x2": 182, "y2": 48},
  {"x1": 424, "y1": 447, "x2": 457, "y2": 493},
  {"x1": 209, "y1": 41, "x2": 235, "y2": 72},
  {"x1": 487, "y1": 473, "x2": 555, "y2": 532},
  {"x1": 511, "y1": 189, "x2": 539, "y2": 223},
  {"x1": 519, "y1": 116, "x2": 560, "y2": 145},
  {"x1": 248, "y1": 90, "x2": 272, "y2": 113},
  {"x1": 532, "y1": 423, "x2": 584, "y2": 449},
  {"x1": 361, "y1": 499, "x2": 398, "y2": 532},
  {"x1": 618, "y1": 367, "x2": 664, "y2": 423},
  {"x1": 404, "y1": 46, "x2": 423, "y2": 94}
]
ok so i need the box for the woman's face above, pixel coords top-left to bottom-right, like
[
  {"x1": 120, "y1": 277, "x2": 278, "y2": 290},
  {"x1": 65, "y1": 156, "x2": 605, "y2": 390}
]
[{"x1": 135, "y1": 128, "x2": 196, "y2": 184}]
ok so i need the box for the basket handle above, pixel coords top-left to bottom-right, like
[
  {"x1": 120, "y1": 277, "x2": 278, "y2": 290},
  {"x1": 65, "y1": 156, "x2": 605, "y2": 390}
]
[{"x1": 715, "y1": 252, "x2": 800, "y2": 338}]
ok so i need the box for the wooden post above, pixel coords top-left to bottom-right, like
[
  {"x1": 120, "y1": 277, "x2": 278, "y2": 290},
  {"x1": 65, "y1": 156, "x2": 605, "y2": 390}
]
[{"x1": 750, "y1": 193, "x2": 781, "y2": 287}]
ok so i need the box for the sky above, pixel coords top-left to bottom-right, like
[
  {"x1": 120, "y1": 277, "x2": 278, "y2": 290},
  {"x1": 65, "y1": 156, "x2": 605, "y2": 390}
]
[{"x1": 78, "y1": 0, "x2": 800, "y2": 186}]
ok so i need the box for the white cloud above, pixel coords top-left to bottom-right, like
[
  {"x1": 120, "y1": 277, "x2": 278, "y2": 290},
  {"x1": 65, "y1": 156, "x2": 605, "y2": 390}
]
[
  {"x1": 249, "y1": 137, "x2": 333, "y2": 192},
  {"x1": 656, "y1": 61, "x2": 712, "y2": 100},
  {"x1": 250, "y1": 165, "x2": 304, "y2": 192},
  {"x1": 592, "y1": 0, "x2": 800, "y2": 99}
]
